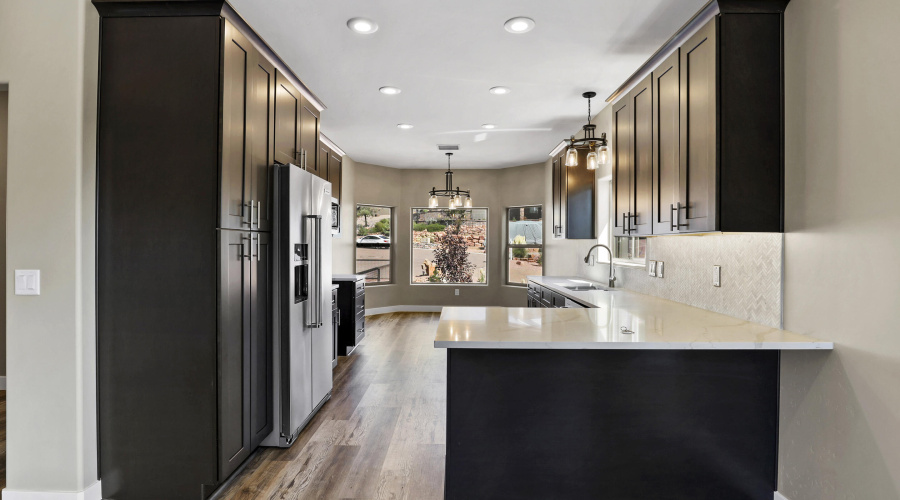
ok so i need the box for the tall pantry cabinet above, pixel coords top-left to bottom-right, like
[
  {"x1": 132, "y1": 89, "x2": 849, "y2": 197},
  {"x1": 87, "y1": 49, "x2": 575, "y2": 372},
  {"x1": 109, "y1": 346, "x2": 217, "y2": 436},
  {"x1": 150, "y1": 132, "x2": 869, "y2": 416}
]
[{"x1": 93, "y1": 2, "x2": 325, "y2": 499}]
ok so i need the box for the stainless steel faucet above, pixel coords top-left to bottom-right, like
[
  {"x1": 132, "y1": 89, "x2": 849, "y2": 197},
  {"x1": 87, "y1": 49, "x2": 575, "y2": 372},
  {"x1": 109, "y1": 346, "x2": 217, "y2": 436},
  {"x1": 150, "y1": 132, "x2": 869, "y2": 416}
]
[{"x1": 583, "y1": 244, "x2": 616, "y2": 288}]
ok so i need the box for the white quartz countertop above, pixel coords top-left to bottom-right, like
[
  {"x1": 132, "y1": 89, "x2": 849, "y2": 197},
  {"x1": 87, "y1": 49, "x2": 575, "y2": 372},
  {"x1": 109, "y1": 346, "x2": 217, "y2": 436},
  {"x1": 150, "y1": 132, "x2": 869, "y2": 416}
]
[{"x1": 433, "y1": 277, "x2": 832, "y2": 350}]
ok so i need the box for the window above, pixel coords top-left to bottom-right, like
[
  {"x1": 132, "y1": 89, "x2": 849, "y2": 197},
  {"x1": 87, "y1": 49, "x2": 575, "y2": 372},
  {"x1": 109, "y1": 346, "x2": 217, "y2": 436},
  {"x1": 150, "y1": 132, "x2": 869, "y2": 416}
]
[
  {"x1": 613, "y1": 236, "x2": 646, "y2": 265},
  {"x1": 412, "y1": 208, "x2": 488, "y2": 284},
  {"x1": 355, "y1": 205, "x2": 393, "y2": 283},
  {"x1": 506, "y1": 206, "x2": 543, "y2": 285}
]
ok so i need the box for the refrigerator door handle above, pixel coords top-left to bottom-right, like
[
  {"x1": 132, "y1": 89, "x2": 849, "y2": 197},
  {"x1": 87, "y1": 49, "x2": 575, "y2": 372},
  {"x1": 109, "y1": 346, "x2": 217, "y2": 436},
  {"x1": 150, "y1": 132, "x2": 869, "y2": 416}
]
[{"x1": 305, "y1": 214, "x2": 323, "y2": 327}]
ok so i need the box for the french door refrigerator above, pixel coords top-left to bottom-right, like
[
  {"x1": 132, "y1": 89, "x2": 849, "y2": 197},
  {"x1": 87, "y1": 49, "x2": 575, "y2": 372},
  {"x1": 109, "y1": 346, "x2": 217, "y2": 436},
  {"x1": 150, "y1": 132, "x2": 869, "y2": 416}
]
[{"x1": 263, "y1": 164, "x2": 333, "y2": 447}]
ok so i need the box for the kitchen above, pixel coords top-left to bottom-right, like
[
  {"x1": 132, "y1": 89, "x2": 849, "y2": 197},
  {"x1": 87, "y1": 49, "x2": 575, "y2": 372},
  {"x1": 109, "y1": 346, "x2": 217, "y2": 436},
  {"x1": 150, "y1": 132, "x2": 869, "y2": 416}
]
[{"x1": 0, "y1": 0, "x2": 898, "y2": 499}]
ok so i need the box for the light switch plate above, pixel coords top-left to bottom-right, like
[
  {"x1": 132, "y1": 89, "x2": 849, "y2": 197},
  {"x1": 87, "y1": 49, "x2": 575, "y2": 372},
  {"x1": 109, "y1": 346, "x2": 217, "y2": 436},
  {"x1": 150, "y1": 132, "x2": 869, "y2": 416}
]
[
  {"x1": 648, "y1": 260, "x2": 657, "y2": 277},
  {"x1": 713, "y1": 265, "x2": 721, "y2": 287},
  {"x1": 455, "y1": 288, "x2": 459, "y2": 296},
  {"x1": 15, "y1": 269, "x2": 40, "y2": 295},
  {"x1": 657, "y1": 261, "x2": 664, "y2": 278}
]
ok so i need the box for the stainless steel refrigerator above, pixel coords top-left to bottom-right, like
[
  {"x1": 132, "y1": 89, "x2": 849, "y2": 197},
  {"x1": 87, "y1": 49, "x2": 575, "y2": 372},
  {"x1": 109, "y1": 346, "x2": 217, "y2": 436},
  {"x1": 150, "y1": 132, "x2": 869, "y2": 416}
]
[{"x1": 263, "y1": 164, "x2": 333, "y2": 447}]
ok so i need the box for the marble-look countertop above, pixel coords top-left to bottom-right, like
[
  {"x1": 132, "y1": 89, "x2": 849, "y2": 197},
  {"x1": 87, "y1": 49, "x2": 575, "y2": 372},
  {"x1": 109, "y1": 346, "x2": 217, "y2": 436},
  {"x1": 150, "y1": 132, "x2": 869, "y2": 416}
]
[{"x1": 433, "y1": 276, "x2": 832, "y2": 350}]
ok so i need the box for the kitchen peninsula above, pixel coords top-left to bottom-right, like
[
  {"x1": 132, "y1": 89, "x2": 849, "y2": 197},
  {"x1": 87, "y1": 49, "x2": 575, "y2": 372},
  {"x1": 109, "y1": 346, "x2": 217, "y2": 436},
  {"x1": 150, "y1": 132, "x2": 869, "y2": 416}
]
[{"x1": 435, "y1": 282, "x2": 831, "y2": 500}]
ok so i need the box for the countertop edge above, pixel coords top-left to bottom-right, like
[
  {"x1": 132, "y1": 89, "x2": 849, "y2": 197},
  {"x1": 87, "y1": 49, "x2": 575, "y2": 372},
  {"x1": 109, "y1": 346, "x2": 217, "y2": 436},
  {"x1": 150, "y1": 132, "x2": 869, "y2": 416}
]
[{"x1": 435, "y1": 340, "x2": 835, "y2": 350}]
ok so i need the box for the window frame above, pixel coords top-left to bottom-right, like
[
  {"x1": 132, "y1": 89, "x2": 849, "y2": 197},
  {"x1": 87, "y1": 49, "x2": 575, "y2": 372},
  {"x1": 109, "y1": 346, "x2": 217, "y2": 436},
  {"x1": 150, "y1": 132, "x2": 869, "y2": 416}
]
[
  {"x1": 410, "y1": 207, "x2": 490, "y2": 286},
  {"x1": 505, "y1": 205, "x2": 544, "y2": 286},
  {"x1": 354, "y1": 204, "x2": 395, "y2": 285}
]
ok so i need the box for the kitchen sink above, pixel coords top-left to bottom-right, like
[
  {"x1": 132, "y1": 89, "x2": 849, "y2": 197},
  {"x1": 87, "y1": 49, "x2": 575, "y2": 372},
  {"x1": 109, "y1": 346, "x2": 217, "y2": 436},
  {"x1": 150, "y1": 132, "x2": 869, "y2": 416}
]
[{"x1": 562, "y1": 284, "x2": 608, "y2": 291}]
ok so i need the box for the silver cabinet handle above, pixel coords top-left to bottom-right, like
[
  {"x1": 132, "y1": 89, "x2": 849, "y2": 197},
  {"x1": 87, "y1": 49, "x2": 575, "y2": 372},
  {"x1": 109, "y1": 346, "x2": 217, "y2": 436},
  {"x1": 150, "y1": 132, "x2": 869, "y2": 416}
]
[
  {"x1": 257, "y1": 200, "x2": 262, "y2": 227},
  {"x1": 673, "y1": 202, "x2": 689, "y2": 230},
  {"x1": 256, "y1": 233, "x2": 260, "y2": 262},
  {"x1": 670, "y1": 204, "x2": 677, "y2": 231},
  {"x1": 241, "y1": 234, "x2": 251, "y2": 260}
]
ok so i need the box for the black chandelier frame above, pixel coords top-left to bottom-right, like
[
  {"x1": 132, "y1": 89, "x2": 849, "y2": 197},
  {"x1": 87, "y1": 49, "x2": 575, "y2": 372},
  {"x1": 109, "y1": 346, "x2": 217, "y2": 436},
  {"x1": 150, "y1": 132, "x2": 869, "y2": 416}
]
[
  {"x1": 567, "y1": 91, "x2": 608, "y2": 151},
  {"x1": 429, "y1": 153, "x2": 471, "y2": 200}
]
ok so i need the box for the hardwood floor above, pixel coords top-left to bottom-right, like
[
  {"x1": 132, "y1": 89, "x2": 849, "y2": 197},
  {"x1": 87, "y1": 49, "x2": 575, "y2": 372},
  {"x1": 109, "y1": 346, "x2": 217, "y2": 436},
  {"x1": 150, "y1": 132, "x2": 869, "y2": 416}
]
[
  {"x1": 219, "y1": 312, "x2": 446, "y2": 499},
  {"x1": 1, "y1": 390, "x2": 5, "y2": 489}
]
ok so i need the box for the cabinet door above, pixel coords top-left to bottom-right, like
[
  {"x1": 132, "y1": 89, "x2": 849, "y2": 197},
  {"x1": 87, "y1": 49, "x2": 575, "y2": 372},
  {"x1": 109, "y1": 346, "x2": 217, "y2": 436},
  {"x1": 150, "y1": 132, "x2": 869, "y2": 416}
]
[
  {"x1": 330, "y1": 153, "x2": 342, "y2": 204},
  {"x1": 299, "y1": 100, "x2": 321, "y2": 177},
  {"x1": 550, "y1": 155, "x2": 560, "y2": 237},
  {"x1": 274, "y1": 71, "x2": 300, "y2": 166},
  {"x1": 612, "y1": 98, "x2": 633, "y2": 236},
  {"x1": 652, "y1": 50, "x2": 681, "y2": 235},
  {"x1": 680, "y1": 20, "x2": 717, "y2": 233},
  {"x1": 319, "y1": 144, "x2": 330, "y2": 185},
  {"x1": 248, "y1": 52, "x2": 274, "y2": 232},
  {"x1": 631, "y1": 75, "x2": 653, "y2": 236},
  {"x1": 221, "y1": 22, "x2": 250, "y2": 230},
  {"x1": 249, "y1": 232, "x2": 272, "y2": 448},
  {"x1": 551, "y1": 153, "x2": 566, "y2": 238},
  {"x1": 565, "y1": 149, "x2": 596, "y2": 239},
  {"x1": 218, "y1": 230, "x2": 251, "y2": 480}
]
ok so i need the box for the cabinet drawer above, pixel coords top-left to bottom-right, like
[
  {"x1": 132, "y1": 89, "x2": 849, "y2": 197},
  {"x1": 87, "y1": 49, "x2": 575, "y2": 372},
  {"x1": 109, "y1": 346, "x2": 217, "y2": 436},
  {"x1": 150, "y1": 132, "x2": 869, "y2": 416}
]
[{"x1": 355, "y1": 280, "x2": 365, "y2": 295}]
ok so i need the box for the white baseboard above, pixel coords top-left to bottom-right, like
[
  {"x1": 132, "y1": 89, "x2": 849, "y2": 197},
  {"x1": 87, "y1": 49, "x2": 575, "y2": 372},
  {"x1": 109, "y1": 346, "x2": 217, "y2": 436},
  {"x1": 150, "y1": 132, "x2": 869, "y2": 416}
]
[
  {"x1": 774, "y1": 492, "x2": 792, "y2": 500},
  {"x1": 3, "y1": 481, "x2": 102, "y2": 500},
  {"x1": 366, "y1": 305, "x2": 443, "y2": 316},
  {"x1": 0, "y1": 376, "x2": 6, "y2": 390}
]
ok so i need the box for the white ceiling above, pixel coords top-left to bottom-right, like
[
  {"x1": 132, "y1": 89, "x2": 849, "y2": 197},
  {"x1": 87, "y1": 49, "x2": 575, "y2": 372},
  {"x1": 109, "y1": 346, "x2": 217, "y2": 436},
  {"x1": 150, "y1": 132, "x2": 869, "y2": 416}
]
[{"x1": 230, "y1": 0, "x2": 708, "y2": 169}]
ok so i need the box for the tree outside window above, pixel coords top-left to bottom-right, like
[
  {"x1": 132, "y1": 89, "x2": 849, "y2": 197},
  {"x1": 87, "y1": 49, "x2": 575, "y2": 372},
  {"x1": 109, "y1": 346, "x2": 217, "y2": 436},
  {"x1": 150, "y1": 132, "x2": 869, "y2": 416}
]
[{"x1": 412, "y1": 208, "x2": 487, "y2": 284}]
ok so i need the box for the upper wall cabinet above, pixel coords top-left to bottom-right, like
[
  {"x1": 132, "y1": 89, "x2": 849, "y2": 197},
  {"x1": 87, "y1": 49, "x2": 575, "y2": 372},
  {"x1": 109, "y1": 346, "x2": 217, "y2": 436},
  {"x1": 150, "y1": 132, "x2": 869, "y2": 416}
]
[
  {"x1": 612, "y1": 2, "x2": 787, "y2": 235},
  {"x1": 551, "y1": 149, "x2": 595, "y2": 240},
  {"x1": 318, "y1": 139, "x2": 344, "y2": 204},
  {"x1": 274, "y1": 73, "x2": 323, "y2": 179}
]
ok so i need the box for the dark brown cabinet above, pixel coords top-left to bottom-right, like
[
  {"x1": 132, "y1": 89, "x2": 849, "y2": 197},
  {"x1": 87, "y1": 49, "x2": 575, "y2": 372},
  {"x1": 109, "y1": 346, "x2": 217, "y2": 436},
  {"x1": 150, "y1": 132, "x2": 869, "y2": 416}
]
[
  {"x1": 551, "y1": 152, "x2": 566, "y2": 238},
  {"x1": 334, "y1": 275, "x2": 365, "y2": 356},
  {"x1": 300, "y1": 104, "x2": 322, "y2": 178},
  {"x1": 652, "y1": 50, "x2": 681, "y2": 235},
  {"x1": 550, "y1": 148, "x2": 595, "y2": 240},
  {"x1": 613, "y1": 75, "x2": 653, "y2": 237},
  {"x1": 612, "y1": 5, "x2": 788, "y2": 236},
  {"x1": 328, "y1": 150, "x2": 343, "y2": 203},
  {"x1": 221, "y1": 22, "x2": 274, "y2": 232},
  {"x1": 94, "y1": 2, "x2": 324, "y2": 498}
]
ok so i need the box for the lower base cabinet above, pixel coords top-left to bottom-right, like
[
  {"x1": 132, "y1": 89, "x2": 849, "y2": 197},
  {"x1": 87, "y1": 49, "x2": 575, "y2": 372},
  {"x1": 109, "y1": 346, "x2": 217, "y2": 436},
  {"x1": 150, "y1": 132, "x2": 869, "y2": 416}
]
[
  {"x1": 526, "y1": 282, "x2": 570, "y2": 308},
  {"x1": 333, "y1": 275, "x2": 366, "y2": 355},
  {"x1": 332, "y1": 286, "x2": 340, "y2": 367}
]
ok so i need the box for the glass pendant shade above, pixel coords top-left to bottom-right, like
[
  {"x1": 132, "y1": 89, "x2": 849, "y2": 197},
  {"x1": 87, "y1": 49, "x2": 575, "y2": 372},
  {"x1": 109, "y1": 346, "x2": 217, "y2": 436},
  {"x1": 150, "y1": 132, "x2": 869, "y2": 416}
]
[
  {"x1": 586, "y1": 150, "x2": 599, "y2": 170},
  {"x1": 565, "y1": 147, "x2": 579, "y2": 167},
  {"x1": 598, "y1": 145, "x2": 609, "y2": 165},
  {"x1": 464, "y1": 196, "x2": 473, "y2": 208},
  {"x1": 428, "y1": 194, "x2": 438, "y2": 208}
]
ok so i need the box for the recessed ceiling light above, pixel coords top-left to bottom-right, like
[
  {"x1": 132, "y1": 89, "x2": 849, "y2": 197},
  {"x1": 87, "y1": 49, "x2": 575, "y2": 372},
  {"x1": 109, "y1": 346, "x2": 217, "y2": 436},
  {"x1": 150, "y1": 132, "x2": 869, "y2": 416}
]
[
  {"x1": 347, "y1": 17, "x2": 378, "y2": 34},
  {"x1": 481, "y1": 124, "x2": 496, "y2": 129},
  {"x1": 397, "y1": 123, "x2": 414, "y2": 129},
  {"x1": 489, "y1": 86, "x2": 511, "y2": 95},
  {"x1": 504, "y1": 17, "x2": 535, "y2": 34},
  {"x1": 379, "y1": 86, "x2": 401, "y2": 95}
]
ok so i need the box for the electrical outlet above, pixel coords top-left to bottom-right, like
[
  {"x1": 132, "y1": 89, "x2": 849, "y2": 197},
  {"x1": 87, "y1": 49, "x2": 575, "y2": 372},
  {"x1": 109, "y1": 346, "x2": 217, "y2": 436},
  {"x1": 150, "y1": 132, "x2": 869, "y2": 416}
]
[
  {"x1": 657, "y1": 261, "x2": 664, "y2": 278},
  {"x1": 713, "y1": 265, "x2": 721, "y2": 287},
  {"x1": 455, "y1": 288, "x2": 460, "y2": 296},
  {"x1": 648, "y1": 260, "x2": 657, "y2": 277}
]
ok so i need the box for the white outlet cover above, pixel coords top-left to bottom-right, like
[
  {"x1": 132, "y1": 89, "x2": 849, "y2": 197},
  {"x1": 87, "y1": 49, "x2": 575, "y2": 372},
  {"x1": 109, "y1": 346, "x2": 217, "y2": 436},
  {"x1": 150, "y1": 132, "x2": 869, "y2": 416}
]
[
  {"x1": 713, "y1": 265, "x2": 722, "y2": 287},
  {"x1": 455, "y1": 289, "x2": 459, "y2": 296},
  {"x1": 657, "y1": 261, "x2": 664, "y2": 278},
  {"x1": 648, "y1": 260, "x2": 657, "y2": 277},
  {"x1": 15, "y1": 269, "x2": 40, "y2": 295}
]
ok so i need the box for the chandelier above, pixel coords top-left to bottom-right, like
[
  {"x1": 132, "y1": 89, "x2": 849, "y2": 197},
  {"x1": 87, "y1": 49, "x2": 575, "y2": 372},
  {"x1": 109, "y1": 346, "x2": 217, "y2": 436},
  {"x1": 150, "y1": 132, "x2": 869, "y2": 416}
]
[
  {"x1": 428, "y1": 153, "x2": 473, "y2": 208},
  {"x1": 565, "y1": 91, "x2": 609, "y2": 170}
]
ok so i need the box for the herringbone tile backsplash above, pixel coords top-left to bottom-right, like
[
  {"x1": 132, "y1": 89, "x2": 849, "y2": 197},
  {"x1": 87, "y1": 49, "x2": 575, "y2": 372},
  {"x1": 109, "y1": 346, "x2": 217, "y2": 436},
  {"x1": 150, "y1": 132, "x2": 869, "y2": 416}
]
[
  {"x1": 554, "y1": 233, "x2": 784, "y2": 328},
  {"x1": 617, "y1": 233, "x2": 784, "y2": 328}
]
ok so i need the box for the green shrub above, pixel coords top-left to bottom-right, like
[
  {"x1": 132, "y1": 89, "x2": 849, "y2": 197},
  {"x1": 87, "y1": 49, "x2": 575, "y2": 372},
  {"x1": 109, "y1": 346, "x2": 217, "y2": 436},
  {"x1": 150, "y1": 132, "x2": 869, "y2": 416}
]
[
  {"x1": 425, "y1": 223, "x2": 445, "y2": 232},
  {"x1": 512, "y1": 247, "x2": 527, "y2": 259},
  {"x1": 413, "y1": 223, "x2": 427, "y2": 231}
]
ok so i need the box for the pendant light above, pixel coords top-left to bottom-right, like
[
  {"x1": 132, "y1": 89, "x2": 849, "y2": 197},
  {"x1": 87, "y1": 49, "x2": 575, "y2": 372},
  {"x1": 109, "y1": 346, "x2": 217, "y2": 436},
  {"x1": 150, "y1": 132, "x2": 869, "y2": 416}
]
[
  {"x1": 564, "y1": 91, "x2": 609, "y2": 169},
  {"x1": 427, "y1": 153, "x2": 473, "y2": 209}
]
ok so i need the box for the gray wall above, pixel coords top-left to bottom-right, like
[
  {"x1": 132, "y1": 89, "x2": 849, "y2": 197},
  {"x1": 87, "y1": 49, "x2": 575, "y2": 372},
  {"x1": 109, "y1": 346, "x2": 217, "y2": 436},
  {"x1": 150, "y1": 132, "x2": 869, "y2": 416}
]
[
  {"x1": 0, "y1": 89, "x2": 7, "y2": 377},
  {"x1": 779, "y1": 0, "x2": 900, "y2": 497},
  {"x1": 0, "y1": 0, "x2": 100, "y2": 493},
  {"x1": 334, "y1": 160, "x2": 545, "y2": 309}
]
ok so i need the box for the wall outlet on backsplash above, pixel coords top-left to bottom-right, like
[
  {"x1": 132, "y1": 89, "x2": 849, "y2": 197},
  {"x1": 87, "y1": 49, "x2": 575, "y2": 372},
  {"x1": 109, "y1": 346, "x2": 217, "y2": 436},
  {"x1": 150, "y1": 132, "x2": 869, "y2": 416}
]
[
  {"x1": 713, "y1": 266, "x2": 721, "y2": 287},
  {"x1": 648, "y1": 260, "x2": 657, "y2": 277},
  {"x1": 657, "y1": 261, "x2": 664, "y2": 278}
]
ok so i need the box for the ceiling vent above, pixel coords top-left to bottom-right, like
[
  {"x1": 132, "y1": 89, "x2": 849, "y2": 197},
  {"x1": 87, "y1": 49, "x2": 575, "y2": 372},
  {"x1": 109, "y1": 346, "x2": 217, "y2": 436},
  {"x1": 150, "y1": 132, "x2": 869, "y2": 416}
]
[{"x1": 437, "y1": 144, "x2": 459, "y2": 151}]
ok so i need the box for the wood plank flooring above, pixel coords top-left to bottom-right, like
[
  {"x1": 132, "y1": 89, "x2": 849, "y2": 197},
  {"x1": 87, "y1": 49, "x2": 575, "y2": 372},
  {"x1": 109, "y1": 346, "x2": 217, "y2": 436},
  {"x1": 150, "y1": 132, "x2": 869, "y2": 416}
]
[
  {"x1": 218, "y1": 312, "x2": 446, "y2": 500},
  {"x1": 0, "y1": 390, "x2": 5, "y2": 489}
]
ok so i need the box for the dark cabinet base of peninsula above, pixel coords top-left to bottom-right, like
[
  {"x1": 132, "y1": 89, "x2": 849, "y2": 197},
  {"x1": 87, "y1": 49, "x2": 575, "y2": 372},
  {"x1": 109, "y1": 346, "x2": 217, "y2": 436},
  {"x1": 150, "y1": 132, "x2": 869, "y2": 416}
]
[{"x1": 445, "y1": 348, "x2": 778, "y2": 500}]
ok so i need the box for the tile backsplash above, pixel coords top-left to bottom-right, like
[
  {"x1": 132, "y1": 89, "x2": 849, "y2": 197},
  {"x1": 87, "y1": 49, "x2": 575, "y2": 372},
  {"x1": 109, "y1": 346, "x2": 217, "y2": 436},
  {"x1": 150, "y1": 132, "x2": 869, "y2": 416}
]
[{"x1": 550, "y1": 233, "x2": 784, "y2": 328}]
